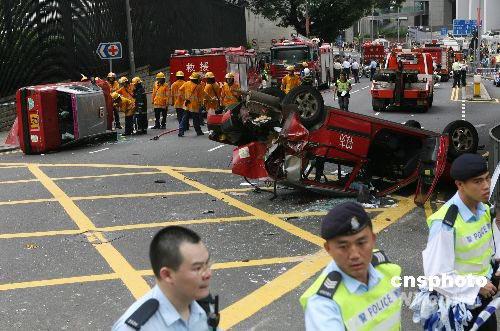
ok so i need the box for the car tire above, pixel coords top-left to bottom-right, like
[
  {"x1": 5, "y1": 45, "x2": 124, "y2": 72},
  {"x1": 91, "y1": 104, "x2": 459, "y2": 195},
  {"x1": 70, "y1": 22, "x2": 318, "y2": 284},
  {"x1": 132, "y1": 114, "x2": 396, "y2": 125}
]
[
  {"x1": 404, "y1": 120, "x2": 421, "y2": 129},
  {"x1": 443, "y1": 120, "x2": 479, "y2": 158},
  {"x1": 372, "y1": 98, "x2": 385, "y2": 112},
  {"x1": 282, "y1": 85, "x2": 325, "y2": 129},
  {"x1": 260, "y1": 87, "x2": 286, "y2": 102}
]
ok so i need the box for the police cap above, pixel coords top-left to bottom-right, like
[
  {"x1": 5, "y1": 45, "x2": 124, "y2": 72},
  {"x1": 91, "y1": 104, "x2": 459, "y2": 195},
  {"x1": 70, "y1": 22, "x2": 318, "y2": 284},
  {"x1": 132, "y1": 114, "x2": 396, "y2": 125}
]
[
  {"x1": 450, "y1": 153, "x2": 488, "y2": 181},
  {"x1": 321, "y1": 202, "x2": 371, "y2": 240}
]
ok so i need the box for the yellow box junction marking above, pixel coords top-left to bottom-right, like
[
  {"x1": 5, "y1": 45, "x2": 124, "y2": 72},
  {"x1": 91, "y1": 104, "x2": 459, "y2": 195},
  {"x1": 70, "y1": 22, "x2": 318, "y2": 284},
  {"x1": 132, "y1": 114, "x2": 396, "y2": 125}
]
[{"x1": 26, "y1": 165, "x2": 150, "y2": 299}]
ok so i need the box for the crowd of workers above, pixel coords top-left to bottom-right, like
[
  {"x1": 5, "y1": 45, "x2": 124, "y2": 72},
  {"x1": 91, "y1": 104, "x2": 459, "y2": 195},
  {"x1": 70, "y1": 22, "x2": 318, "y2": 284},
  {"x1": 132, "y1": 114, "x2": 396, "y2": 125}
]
[{"x1": 106, "y1": 70, "x2": 242, "y2": 137}]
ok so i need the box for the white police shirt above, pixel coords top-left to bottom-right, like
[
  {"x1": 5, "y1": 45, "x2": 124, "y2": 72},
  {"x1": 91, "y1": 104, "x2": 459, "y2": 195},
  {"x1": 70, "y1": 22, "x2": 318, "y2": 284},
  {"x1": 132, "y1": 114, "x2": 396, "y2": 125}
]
[{"x1": 112, "y1": 285, "x2": 212, "y2": 331}]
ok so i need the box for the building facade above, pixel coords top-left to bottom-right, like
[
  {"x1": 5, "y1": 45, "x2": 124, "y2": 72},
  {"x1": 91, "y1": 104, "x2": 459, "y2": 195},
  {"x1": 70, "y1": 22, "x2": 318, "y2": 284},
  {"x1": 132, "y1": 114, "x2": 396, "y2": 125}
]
[{"x1": 456, "y1": 0, "x2": 500, "y2": 34}]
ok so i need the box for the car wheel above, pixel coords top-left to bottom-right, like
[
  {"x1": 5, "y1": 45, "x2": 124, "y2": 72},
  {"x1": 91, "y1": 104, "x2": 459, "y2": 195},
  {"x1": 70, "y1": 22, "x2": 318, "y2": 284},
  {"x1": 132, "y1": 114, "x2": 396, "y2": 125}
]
[
  {"x1": 372, "y1": 98, "x2": 385, "y2": 112},
  {"x1": 404, "y1": 120, "x2": 421, "y2": 129},
  {"x1": 443, "y1": 120, "x2": 479, "y2": 158},
  {"x1": 260, "y1": 87, "x2": 286, "y2": 102},
  {"x1": 282, "y1": 85, "x2": 325, "y2": 129}
]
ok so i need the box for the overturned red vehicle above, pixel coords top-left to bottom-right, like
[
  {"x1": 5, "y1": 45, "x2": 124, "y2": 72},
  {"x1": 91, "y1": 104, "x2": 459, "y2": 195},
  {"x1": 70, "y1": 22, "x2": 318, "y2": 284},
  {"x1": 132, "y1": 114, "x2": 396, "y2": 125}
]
[{"x1": 207, "y1": 86, "x2": 479, "y2": 205}]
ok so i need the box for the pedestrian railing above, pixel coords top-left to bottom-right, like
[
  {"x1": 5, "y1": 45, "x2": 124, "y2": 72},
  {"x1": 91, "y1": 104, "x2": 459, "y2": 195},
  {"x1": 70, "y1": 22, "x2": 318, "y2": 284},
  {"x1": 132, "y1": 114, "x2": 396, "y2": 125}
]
[
  {"x1": 489, "y1": 124, "x2": 500, "y2": 204},
  {"x1": 476, "y1": 67, "x2": 498, "y2": 80}
]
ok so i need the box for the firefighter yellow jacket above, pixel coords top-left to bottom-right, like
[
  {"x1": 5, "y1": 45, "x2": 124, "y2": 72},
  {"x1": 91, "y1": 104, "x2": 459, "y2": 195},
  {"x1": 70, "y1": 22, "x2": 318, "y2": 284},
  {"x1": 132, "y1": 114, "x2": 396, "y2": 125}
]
[
  {"x1": 281, "y1": 74, "x2": 301, "y2": 94},
  {"x1": 116, "y1": 96, "x2": 135, "y2": 117},
  {"x1": 108, "y1": 81, "x2": 120, "y2": 93},
  {"x1": 221, "y1": 83, "x2": 241, "y2": 107},
  {"x1": 204, "y1": 83, "x2": 221, "y2": 110},
  {"x1": 152, "y1": 82, "x2": 170, "y2": 108},
  {"x1": 178, "y1": 81, "x2": 207, "y2": 113},
  {"x1": 170, "y1": 79, "x2": 186, "y2": 109},
  {"x1": 117, "y1": 85, "x2": 135, "y2": 102}
]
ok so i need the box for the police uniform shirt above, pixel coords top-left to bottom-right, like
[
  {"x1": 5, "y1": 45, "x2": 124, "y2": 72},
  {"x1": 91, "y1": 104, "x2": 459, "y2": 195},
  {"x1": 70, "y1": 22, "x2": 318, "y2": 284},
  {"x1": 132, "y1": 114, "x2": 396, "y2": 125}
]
[
  {"x1": 427, "y1": 191, "x2": 491, "y2": 278},
  {"x1": 304, "y1": 260, "x2": 382, "y2": 331},
  {"x1": 112, "y1": 285, "x2": 211, "y2": 331}
]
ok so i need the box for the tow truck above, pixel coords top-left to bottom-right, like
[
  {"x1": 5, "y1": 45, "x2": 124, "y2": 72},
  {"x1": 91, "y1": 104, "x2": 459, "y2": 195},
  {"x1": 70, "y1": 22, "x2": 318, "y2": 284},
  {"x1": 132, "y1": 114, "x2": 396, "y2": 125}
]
[
  {"x1": 169, "y1": 46, "x2": 262, "y2": 91},
  {"x1": 268, "y1": 36, "x2": 327, "y2": 87},
  {"x1": 371, "y1": 50, "x2": 434, "y2": 113}
]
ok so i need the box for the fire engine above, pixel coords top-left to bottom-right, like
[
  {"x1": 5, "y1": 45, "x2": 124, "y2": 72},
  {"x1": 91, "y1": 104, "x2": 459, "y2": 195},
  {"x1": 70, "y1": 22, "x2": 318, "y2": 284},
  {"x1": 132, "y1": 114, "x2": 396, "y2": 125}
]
[
  {"x1": 169, "y1": 46, "x2": 262, "y2": 91},
  {"x1": 413, "y1": 43, "x2": 450, "y2": 82},
  {"x1": 268, "y1": 36, "x2": 329, "y2": 87},
  {"x1": 371, "y1": 50, "x2": 434, "y2": 113},
  {"x1": 361, "y1": 40, "x2": 387, "y2": 65}
]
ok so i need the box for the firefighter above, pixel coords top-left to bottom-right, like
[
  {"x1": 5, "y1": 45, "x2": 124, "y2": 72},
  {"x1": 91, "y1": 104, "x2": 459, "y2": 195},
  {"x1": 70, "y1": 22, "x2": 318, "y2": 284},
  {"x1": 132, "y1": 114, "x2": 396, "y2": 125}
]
[
  {"x1": 132, "y1": 77, "x2": 147, "y2": 134},
  {"x1": 281, "y1": 65, "x2": 301, "y2": 94},
  {"x1": 334, "y1": 73, "x2": 352, "y2": 111},
  {"x1": 300, "y1": 202, "x2": 402, "y2": 330},
  {"x1": 178, "y1": 72, "x2": 208, "y2": 137},
  {"x1": 170, "y1": 71, "x2": 188, "y2": 130},
  {"x1": 152, "y1": 72, "x2": 170, "y2": 129},
  {"x1": 203, "y1": 72, "x2": 221, "y2": 115},
  {"x1": 117, "y1": 77, "x2": 135, "y2": 101},
  {"x1": 112, "y1": 92, "x2": 135, "y2": 136},
  {"x1": 106, "y1": 72, "x2": 119, "y2": 92},
  {"x1": 301, "y1": 68, "x2": 314, "y2": 86},
  {"x1": 221, "y1": 73, "x2": 241, "y2": 108}
]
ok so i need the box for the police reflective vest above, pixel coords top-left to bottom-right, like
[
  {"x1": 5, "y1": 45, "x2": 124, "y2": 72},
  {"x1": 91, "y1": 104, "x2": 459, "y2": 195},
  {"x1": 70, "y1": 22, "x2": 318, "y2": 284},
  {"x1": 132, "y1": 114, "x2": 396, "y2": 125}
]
[
  {"x1": 300, "y1": 252, "x2": 402, "y2": 331},
  {"x1": 152, "y1": 82, "x2": 170, "y2": 108},
  {"x1": 221, "y1": 83, "x2": 240, "y2": 107},
  {"x1": 281, "y1": 74, "x2": 301, "y2": 94},
  {"x1": 427, "y1": 204, "x2": 494, "y2": 276},
  {"x1": 336, "y1": 80, "x2": 350, "y2": 92}
]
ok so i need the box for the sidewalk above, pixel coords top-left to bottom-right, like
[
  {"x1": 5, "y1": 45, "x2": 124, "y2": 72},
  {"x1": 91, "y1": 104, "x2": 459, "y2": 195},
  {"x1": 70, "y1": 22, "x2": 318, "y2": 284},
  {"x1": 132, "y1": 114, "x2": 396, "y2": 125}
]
[{"x1": 464, "y1": 82, "x2": 493, "y2": 102}]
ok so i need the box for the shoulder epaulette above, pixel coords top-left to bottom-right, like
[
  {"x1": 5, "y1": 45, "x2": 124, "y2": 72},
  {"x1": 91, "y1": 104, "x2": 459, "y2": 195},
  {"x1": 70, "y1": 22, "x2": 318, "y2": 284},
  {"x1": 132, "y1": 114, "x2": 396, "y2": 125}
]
[
  {"x1": 442, "y1": 204, "x2": 458, "y2": 228},
  {"x1": 372, "y1": 250, "x2": 390, "y2": 267},
  {"x1": 316, "y1": 271, "x2": 342, "y2": 299},
  {"x1": 125, "y1": 298, "x2": 159, "y2": 330}
]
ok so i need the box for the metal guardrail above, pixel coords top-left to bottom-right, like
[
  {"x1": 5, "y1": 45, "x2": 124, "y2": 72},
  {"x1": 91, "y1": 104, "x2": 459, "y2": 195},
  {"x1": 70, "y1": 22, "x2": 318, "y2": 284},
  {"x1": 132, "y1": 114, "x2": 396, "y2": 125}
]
[
  {"x1": 476, "y1": 67, "x2": 498, "y2": 79},
  {"x1": 489, "y1": 124, "x2": 500, "y2": 203}
]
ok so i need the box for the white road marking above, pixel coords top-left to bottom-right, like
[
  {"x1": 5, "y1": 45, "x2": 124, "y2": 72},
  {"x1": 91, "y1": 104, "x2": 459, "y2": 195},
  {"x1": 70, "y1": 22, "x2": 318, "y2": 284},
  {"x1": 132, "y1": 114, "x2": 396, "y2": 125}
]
[
  {"x1": 208, "y1": 144, "x2": 226, "y2": 152},
  {"x1": 462, "y1": 114, "x2": 466, "y2": 118},
  {"x1": 375, "y1": 112, "x2": 380, "y2": 116},
  {"x1": 362, "y1": 86, "x2": 369, "y2": 90},
  {"x1": 89, "y1": 148, "x2": 109, "y2": 154},
  {"x1": 475, "y1": 124, "x2": 486, "y2": 128},
  {"x1": 462, "y1": 111, "x2": 466, "y2": 114}
]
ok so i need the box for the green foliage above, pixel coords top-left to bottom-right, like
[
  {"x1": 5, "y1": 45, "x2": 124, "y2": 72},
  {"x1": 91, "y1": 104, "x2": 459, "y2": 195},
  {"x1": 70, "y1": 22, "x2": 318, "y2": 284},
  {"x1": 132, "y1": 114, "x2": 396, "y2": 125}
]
[{"x1": 245, "y1": 0, "x2": 405, "y2": 40}]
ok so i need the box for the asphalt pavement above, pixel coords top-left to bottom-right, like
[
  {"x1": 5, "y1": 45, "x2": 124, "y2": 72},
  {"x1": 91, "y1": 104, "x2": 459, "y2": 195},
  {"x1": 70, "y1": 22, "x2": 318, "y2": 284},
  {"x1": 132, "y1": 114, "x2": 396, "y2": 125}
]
[{"x1": 0, "y1": 77, "x2": 499, "y2": 330}]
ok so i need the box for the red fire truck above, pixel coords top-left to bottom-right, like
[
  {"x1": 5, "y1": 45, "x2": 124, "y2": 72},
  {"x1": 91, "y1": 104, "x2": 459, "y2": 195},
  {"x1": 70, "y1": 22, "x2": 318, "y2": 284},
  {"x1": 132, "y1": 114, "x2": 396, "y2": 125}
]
[
  {"x1": 413, "y1": 43, "x2": 450, "y2": 82},
  {"x1": 371, "y1": 50, "x2": 434, "y2": 113},
  {"x1": 268, "y1": 36, "x2": 326, "y2": 87},
  {"x1": 169, "y1": 46, "x2": 262, "y2": 91},
  {"x1": 361, "y1": 41, "x2": 387, "y2": 65}
]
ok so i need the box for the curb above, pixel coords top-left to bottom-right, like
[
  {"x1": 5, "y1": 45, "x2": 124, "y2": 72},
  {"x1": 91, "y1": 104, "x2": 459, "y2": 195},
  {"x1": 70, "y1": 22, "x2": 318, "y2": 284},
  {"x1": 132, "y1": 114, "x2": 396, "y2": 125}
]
[
  {"x1": 0, "y1": 145, "x2": 19, "y2": 153},
  {"x1": 465, "y1": 83, "x2": 494, "y2": 102}
]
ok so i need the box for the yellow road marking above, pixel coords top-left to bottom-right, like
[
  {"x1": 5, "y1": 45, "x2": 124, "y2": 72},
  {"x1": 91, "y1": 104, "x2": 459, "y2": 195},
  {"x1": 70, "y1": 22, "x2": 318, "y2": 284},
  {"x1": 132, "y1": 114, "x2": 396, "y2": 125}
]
[
  {"x1": 157, "y1": 166, "x2": 324, "y2": 246},
  {"x1": 172, "y1": 167, "x2": 232, "y2": 173},
  {"x1": 27, "y1": 165, "x2": 150, "y2": 299},
  {"x1": 220, "y1": 197, "x2": 415, "y2": 329},
  {"x1": 0, "y1": 256, "x2": 307, "y2": 291}
]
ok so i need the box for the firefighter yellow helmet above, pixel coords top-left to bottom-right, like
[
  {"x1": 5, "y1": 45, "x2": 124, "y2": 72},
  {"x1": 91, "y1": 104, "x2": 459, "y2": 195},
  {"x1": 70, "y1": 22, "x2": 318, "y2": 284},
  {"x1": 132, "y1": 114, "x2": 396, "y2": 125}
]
[
  {"x1": 175, "y1": 71, "x2": 185, "y2": 77},
  {"x1": 118, "y1": 77, "x2": 128, "y2": 84},
  {"x1": 189, "y1": 72, "x2": 201, "y2": 80},
  {"x1": 225, "y1": 72, "x2": 235, "y2": 79},
  {"x1": 107, "y1": 72, "x2": 116, "y2": 78},
  {"x1": 131, "y1": 76, "x2": 142, "y2": 84},
  {"x1": 302, "y1": 62, "x2": 308, "y2": 67},
  {"x1": 111, "y1": 92, "x2": 120, "y2": 101},
  {"x1": 205, "y1": 72, "x2": 215, "y2": 79},
  {"x1": 156, "y1": 72, "x2": 166, "y2": 79},
  {"x1": 286, "y1": 65, "x2": 295, "y2": 71}
]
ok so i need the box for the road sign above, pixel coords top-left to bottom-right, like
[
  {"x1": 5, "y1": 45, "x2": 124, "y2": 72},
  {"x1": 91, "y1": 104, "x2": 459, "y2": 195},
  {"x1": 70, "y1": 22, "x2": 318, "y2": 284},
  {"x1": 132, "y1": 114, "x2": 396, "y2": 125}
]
[
  {"x1": 96, "y1": 42, "x2": 123, "y2": 60},
  {"x1": 440, "y1": 27, "x2": 448, "y2": 36},
  {"x1": 453, "y1": 19, "x2": 476, "y2": 36}
]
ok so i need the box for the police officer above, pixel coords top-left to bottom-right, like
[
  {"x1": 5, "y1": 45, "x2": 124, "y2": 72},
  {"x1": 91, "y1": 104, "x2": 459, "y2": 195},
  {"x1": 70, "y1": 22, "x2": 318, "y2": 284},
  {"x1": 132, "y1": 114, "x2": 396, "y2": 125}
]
[
  {"x1": 301, "y1": 68, "x2": 314, "y2": 86},
  {"x1": 452, "y1": 59, "x2": 462, "y2": 88},
  {"x1": 334, "y1": 73, "x2": 352, "y2": 111},
  {"x1": 300, "y1": 202, "x2": 402, "y2": 330},
  {"x1": 424, "y1": 153, "x2": 498, "y2": 330},
  {"x1": 112, "y1": 226, "x2": 218, "y2": 330}
]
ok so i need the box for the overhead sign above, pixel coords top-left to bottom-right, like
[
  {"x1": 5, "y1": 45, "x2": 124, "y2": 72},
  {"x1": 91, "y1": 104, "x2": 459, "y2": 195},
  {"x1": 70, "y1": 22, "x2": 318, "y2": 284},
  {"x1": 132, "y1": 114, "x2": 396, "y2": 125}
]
[
  {"x1": 440, "y1": 27, "x2": 448, "y2": 36},
  {"x1": 453, "y1": 19, "x2": 476, "y2": 36},
  {"x1": 96, "y1": 42, "x2": 123, "y2": 60}
]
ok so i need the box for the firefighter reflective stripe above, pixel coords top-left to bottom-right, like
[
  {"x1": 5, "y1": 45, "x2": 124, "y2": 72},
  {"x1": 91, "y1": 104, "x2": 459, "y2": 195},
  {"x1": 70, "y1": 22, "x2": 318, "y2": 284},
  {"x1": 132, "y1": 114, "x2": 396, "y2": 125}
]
[
  {"x1": 337, "y1": 80, "x2": 350, "y2": 92},
  {"x1": 427, "y1": 204, "x2": 494, "y2": 276},
  {"x1": 300, "y1": 263, "x2": 402, "y2": 331}
]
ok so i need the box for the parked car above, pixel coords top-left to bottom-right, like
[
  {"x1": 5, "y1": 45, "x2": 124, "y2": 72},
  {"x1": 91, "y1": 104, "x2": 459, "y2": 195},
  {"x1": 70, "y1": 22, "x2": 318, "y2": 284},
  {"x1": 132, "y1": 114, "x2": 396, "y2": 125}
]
[{"x1": 207, "y1": 86, "x2": 479, "y2": 205}]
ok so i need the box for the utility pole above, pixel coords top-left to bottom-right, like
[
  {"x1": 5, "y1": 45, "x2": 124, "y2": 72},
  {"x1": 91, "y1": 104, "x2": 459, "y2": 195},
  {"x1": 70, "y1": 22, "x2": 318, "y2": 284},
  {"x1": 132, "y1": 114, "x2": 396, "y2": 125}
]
[
  {"x1": 475, "y1": 5, "x2": 481, "y2": 71},
  {"x1": 371, "y1": 5, "x2": 374, "y2": 40},
  {"x1": 305, "y1": 1, "x2": 310, "y2": 37},
  {"x1": 125, "y1": 0, "x2": 136, "y2": 76},
  {"x1": 397, "y1": 6, "x2": 400, "y2": 44}
]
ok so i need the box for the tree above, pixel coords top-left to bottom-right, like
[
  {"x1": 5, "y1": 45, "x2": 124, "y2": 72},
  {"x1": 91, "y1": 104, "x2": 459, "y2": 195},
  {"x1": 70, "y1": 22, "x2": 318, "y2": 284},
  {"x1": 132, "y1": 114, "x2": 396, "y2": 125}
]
[{"x1": 244, "y1": 0, "x2": 405, "y2": 40}]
